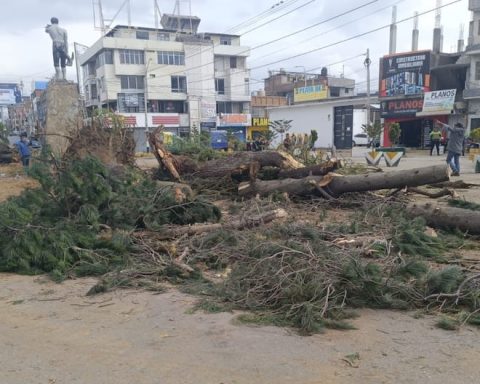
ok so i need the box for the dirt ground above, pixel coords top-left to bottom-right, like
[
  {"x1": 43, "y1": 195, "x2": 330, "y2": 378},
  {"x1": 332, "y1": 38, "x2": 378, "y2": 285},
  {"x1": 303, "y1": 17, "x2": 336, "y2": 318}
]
[
  {"x1": 1, "y1": 274, "x2": 480, "y2": 384},
  {"x1": 1, "y1": 152, "x2": 480, "y2": 383}
]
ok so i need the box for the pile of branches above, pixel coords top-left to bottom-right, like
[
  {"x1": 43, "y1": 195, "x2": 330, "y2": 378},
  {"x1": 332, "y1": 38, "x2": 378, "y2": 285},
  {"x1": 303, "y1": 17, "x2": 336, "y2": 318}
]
[
  {"x1": 0, "y1": 156, "x2": 220, "y2": 281},
  {"x1": 177, "y1": 197, "x2": 480, "y2": 333}
]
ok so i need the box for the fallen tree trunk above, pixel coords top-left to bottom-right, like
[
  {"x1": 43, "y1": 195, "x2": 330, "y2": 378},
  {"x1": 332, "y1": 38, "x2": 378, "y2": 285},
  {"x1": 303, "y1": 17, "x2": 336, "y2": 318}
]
[
  {"x1": 277, "y1": 160, "x2": 339, "y2": 179},
  {"x1": 239, "y1": 165, "x2": 450, "y2": 198},
  {"x1": 190, "y1": 151, "x2": 303, "y2": 179},
  {"x1": 148, "y1": 127, "x2": 303, "y2": 180},
  {"x1": 407, "y1": 203, "x2": 480, "y2": 234},
  {"x1": 138, "y1": 208, "x2": 288, "y2": 240}
]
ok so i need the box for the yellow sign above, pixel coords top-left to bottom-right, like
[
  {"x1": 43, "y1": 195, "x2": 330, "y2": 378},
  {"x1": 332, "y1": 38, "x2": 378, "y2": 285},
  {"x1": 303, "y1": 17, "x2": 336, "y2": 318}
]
[
  {"x1": 294, "y1": 85, "x2": 328, "y2": 103},
  {"x1": 252, "y1": 117, "x2": 269, "y2": 127}
]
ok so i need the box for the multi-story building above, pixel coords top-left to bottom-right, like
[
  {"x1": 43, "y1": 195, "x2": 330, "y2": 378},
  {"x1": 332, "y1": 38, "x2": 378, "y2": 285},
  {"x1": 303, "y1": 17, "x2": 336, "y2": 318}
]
[
  {"x1": 264, "y1": 69, "x2": 356, "y2": 104},
  {"x1": 0, "y1": 82, "x2": 23, "y2": 127},
  {"x1": 464, "y1": 0, "x2": 480, "y2": 130},
  {"x1": 78, "y1": 14, "x2": 251, "y2": 150}
]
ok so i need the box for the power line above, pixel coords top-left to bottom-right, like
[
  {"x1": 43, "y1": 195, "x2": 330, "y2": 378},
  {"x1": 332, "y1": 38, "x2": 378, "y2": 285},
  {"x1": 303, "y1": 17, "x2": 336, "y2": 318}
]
[
  {"x1": 250, "y1": 0, "x2": 462, "y2": 70},
  {"x1": 144, "y1": 1, "x2": 380, "y2": 85},
  {"x1": 226, "y1": 0, "x2": 303, "y2": 33},
  {"x1": 249, "y1": 0, "x2": 406, "y2": 63},
  {"x1": 240, "y1": 0, "x2": 317, "y2": 35}
]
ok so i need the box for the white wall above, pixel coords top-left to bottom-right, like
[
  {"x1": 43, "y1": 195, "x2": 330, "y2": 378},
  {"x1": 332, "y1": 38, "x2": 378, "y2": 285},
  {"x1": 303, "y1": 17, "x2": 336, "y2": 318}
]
[{"x1": 268, "y1": 104, "x2": 334, "y2": 148}]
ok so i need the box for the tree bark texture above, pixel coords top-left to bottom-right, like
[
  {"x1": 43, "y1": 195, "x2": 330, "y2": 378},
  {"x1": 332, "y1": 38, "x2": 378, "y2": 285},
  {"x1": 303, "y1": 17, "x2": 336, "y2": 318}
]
[
  {"x1": 407, "y1": 203, "x2": 480, "y2": 234},
  {"x1": 277, "y1": 160, "x2": 339, "y2": 179},
  {"x1": 239, "y1": 165, "x2": 450, "y2": 198}
]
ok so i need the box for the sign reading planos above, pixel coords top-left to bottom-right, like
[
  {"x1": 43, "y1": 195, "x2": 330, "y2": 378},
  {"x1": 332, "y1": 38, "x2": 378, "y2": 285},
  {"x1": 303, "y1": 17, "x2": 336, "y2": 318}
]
[
  {"x1": 380, "y1": 98, "x2": 424, "y2": 118},
  {"x1": 419, "y1": 89, "x2": 456, "y2": 115}
]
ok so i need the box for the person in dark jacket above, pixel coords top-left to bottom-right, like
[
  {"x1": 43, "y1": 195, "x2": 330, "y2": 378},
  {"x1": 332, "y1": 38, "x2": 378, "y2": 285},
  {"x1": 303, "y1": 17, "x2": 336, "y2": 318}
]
[
  {"x1": 436, "y1": 121, "x2": 465, "y2": 176},
  {"x1": 15, "y1": 132, "x2": 31, "y2": 167}
]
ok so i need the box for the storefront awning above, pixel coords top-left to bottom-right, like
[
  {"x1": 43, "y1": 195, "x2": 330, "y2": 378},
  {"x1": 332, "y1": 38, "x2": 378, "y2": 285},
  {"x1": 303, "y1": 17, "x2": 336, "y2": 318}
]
[{"x1": 415, "y1": 111, "x2": 453, "y2": 117}]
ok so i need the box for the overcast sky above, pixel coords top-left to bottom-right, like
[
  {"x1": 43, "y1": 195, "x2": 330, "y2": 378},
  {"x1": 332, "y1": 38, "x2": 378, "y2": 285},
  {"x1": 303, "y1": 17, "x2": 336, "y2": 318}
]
[{"x1": 0, "y1": 0, "x2": 471, "y2": 94}]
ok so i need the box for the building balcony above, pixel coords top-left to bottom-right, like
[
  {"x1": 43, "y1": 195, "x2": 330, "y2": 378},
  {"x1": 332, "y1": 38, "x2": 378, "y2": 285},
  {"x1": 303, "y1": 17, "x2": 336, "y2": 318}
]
[
  {"x1": 469, "y1": 0, "x2": 480, "y2": 11},
  {"x1": 464, "y1": 88, "x2": 480, "y2": 99}
]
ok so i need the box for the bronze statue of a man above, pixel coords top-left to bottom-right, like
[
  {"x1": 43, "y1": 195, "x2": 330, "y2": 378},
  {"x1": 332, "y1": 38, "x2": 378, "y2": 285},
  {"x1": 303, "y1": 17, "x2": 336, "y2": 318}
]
[{"x1": 45, "y1": 17, "x2": 74, "y2": 80}]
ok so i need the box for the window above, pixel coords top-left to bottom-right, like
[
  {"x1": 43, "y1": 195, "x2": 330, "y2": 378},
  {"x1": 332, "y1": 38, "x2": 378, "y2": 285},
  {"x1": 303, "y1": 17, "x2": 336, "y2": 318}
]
[
  {"x1": 85, "y1": 61, "x2": 96, "y2": 76},
  {"x1": 149, "y1": 100, "x2": 187, "y2": 113},
  {"x1": 216, "y1": 101, "x2": 233, "y2": 114},
  {"x1": 95, "y1": 50, "x2": 114, "y2": 69},
  {"x1": 230, "y1": 57, "x2": 237, "y2": 69},
  {"x1": 136, "y1": 30, "x2": 149, "y2": 40},
  {"x1": 215, "y1": 78, "x2": 225, "y2": 95},
  {"x1": 171, "y1": 76, "x2": 187, "y2": 93},
  {"x1": 90, "y1": 83, "x2": 98, "y2": 100},
  {"x1": 120, "y1": 75, "x2": 144, "y2": 90},
  {"x1": 157, "y1": 51, "x2": 185, "y2": 66},
  {"x1": 119, "y1": 49, "x2": 145, "y2": 65},
  {"x1": 117, "y1": 93, "x2": 145, "y2": 113},
  {"x1": 157, "y1": 32, "x2": 170, "y2": 41},
  {"x1": 220, "y1": 37, "x2": 232, "y2": 45},
  {"x1": 476, "y1": 62, "x2": 480, "y2": 81},
  {"x1": 244, "y1": 78, "x2": 250, "y2": 96}
]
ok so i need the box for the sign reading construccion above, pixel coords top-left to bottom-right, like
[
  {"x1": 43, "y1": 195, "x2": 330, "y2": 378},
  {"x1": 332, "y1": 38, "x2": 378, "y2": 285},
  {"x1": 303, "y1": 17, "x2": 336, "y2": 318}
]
[
  {"x1": 294, "y1": 85, "x2": 328, "y2": 103},
  {"x1": 418, "y1": 89, "x2": 456, "y2": 116}
]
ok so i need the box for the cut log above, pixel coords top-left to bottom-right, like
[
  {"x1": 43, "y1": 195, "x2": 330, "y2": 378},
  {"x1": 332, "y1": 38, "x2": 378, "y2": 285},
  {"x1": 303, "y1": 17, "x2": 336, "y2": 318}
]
[
  {"x1": 188, "y1": 151, "x2": 303, "y2": 179},
  {"x1": 407, "y1": 203, "x2": 480, "y2": 234},
  {"x1": 277, "y1": 160, "x2": 339, "y2": 179},
  {"x1": 143, "y1": 208, "x2": 288, "y2": 240},
  {"x1": 148, "y1": 127, "x2": 303, "y2": 180},
  {"x1": 239, "y1": 165, "x2": 450, "y2": 198},
  {"x1": 148, "y1": 129, "x2": 182, "y2": 182}
]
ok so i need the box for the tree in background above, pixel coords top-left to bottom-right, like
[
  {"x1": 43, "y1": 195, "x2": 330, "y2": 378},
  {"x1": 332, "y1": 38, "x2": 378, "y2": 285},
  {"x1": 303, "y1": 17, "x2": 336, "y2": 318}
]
[
  {"x1": 310, "y1": 129, "x2": 318, "y2": 149},
  {"x1": 362, "y1": 121, "x2": 383, "y2": 148},
  {"x1": 269, "y1": 120, "x2": 292, "y2": 142},
  {"x1": 388, "y1": 122, "x2": 401, "y2": 146},
  {"x1": 0, "y1": 122, "x2": 7, "y2": 145},
  {"x1": 470, "y1": 128, "x2": 480, "y2": 143}
]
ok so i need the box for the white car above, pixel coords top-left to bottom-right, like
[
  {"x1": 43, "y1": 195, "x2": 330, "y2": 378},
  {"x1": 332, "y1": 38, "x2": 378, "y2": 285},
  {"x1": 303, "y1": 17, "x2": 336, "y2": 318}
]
[{"x1": 353, "y1": 133, "x2": 369, "y2": 146}]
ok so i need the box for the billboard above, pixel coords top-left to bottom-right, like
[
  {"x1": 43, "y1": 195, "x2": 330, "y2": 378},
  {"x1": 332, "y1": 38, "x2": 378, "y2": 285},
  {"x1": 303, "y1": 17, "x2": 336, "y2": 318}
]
[
  {"x1": 0, "y1": 83, "x2": 22, "y2": 105},
  {"x1": 294, "y1": 84, "x2": 328, "y2": 103},
  {"x1": 380, "y1": 98, "x2": 424, "y2": 118},
  {"x1": 379, "y1": 51, "x2": 431, "y2": 97},
  {"x1": 420, "y1": 89, "x2": 456, "y2": 115}
]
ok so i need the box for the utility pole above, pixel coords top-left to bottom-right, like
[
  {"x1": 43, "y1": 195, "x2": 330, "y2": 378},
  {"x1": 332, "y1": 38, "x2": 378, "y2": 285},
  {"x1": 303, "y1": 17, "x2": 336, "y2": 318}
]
[
  {"x1": 144, "y1": 58, "x2": 152, "y2": 153},
  {"x1": 364, "y1": 49, "x2": 371, "y2": 127}
]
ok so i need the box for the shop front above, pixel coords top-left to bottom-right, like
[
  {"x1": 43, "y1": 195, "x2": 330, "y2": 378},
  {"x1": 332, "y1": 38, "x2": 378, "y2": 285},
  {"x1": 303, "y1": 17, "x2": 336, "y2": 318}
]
[
  {"x1": 381, "y1": 97, "x2": 449, "y2": 148},
  {"x1": 247, "y1": 117, "x2": 269, "y2": 140}
]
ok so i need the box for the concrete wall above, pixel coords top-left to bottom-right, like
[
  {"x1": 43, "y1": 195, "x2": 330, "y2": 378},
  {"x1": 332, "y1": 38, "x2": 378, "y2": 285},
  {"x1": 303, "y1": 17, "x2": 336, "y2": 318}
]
[{"x1": 268, "y1": 104, "x2": 334, "y2": 148}]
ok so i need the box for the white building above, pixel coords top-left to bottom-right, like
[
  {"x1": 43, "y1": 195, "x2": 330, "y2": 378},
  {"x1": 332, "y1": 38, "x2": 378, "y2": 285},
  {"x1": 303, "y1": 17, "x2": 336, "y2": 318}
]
[
  {"x1": 267, "y1": 95, "x2": 380, "y2": 149},
  {"x1": 78, "y1": 14, "x2": 251, "y2": 150}
]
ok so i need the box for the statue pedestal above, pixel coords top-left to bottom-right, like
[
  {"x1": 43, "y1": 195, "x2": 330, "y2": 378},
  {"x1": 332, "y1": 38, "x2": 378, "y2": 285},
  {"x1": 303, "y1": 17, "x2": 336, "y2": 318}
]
[{"x1": 39, "y1": 81, "x2": 81, "y2": 155}]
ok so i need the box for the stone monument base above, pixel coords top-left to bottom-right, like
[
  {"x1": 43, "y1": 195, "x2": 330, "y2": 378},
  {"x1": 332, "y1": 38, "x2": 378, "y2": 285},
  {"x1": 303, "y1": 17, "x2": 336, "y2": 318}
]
[{"x1": 38, "y1": 81, "x2": 82, "y2": 156}]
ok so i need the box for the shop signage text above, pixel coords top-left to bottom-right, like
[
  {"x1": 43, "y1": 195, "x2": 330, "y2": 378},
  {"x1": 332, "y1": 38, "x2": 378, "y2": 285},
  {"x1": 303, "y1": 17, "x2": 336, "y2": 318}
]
[
  {"x1": 381, "y1": 98, "x2": 424, "y2": 118},
  {"x1": 252, "y1": 117, "x2": 269, "y2": 127}
]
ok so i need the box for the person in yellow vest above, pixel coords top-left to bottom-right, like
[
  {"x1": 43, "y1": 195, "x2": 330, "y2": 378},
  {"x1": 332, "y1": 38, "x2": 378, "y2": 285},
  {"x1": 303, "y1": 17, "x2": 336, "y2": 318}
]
[{"x1": 429, "y1": 126, "x2": 442, "y2": 156}]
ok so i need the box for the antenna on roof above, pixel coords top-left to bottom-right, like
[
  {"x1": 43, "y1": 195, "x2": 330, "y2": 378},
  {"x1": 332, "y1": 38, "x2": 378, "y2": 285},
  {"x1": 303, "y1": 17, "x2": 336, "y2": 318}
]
[
  {"x1": 92, "y1": 0, "x2": 132, "y2": 35},
  {"x1": 154, "y1": 0, "x2": 162, "y2": 29},
  {"x1": 435, "y1": 0, "x2": 442, "y2": 29}
]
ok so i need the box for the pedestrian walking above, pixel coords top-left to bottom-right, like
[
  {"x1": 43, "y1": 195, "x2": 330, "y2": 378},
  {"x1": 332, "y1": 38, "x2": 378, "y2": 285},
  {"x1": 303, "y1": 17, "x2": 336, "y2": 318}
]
[
  {"x1": 436, "y1": 121, "x2": 465, "y2": 176},
  {"x1": 429, "y1": 126, "x2": 442, "y2": 155}
]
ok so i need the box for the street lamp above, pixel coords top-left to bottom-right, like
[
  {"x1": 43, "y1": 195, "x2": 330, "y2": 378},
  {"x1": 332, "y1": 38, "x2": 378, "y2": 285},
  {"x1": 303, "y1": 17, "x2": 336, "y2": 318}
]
[
  {"x1": 144, "y1": 58, "x2": 152, "y2": 152},
  {"x1": 295, "y1": 65, "x2": 307, "y2": 87}
]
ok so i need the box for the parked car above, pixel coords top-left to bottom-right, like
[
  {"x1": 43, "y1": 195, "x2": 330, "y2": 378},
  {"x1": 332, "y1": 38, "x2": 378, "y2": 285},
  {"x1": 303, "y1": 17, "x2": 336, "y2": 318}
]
[{"x1": 353, "y1": 133, "x2": 369, "y2": 146}]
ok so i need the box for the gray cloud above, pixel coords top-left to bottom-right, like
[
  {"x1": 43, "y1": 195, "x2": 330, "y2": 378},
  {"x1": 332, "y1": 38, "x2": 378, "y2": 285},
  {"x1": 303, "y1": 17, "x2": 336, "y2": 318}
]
[{"x1": 0, "y1": 0, "x2": 470, "y2": 92}]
